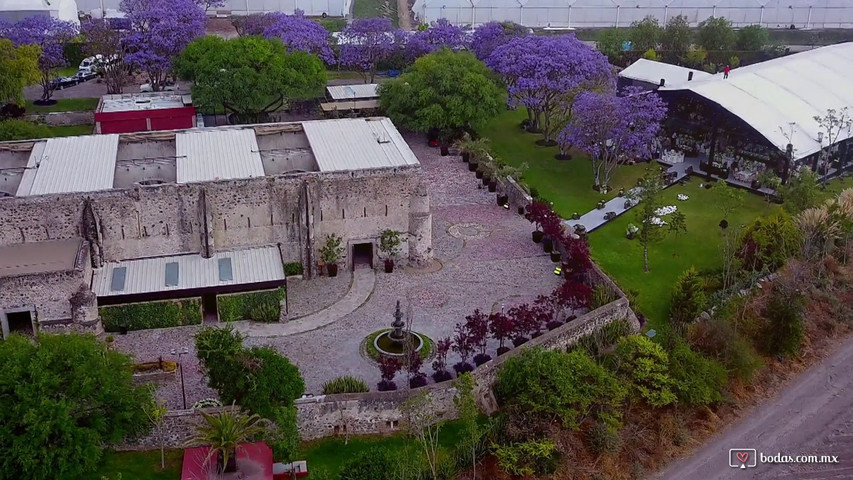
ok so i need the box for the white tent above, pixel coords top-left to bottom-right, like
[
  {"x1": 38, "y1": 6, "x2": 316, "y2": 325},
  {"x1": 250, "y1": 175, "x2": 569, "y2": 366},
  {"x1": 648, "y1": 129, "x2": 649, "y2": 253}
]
[
  {"x1": 411, "y1": 0, "x2": 853, "y2": 29},
  {"x1": 662, "y1": 42, "x2": 853, "y2": 161},
  {"x1": 0, "y1": 0, "x2": 80, "y2": 24},
  {"x1": 619, "y1": 59, "x2": 710, "y2": 89},
  {"x1": 74, "y1": 0, "x2": 347, "y2": 17}
]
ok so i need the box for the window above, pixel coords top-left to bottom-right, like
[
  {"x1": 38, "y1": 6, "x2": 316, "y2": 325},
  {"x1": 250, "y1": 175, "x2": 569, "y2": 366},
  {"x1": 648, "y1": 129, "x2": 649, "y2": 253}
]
[
  {"x1": 165, "y1": 262, "x2": 179, "y2": 287},
  {"x1": 110, "y1": 267, "x2": 127, "y2": 292},
  {"x1": 218, "y1": 258, "x2": 233, "y2": 281}
]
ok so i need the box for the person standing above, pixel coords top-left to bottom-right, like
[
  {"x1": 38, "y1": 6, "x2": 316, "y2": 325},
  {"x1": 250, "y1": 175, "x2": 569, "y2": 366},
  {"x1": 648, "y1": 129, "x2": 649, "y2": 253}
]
[{"x1": 723, "y1": 65, "x2": 731, "y2": 79}]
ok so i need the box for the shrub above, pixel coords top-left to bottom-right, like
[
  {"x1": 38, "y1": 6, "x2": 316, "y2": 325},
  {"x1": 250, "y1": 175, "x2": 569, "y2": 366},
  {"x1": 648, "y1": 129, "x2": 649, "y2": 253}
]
[
  {"x1": 688, "y1": 317, "x2": 764, "y2": 382},
  {"x1": 492, "y1": 439, "x2": 558, "y2": 477},
  {"x1": 608, "y1": 336, "x2": 676, "y2": 408},
  {"x1": 591, "y1": 284, "x2": 617, "y2": 309},
  {"x1": 339, "y1": 447, "x2": 394, "y2": 480},
  {"x1": 572, "y1": 318, "x2": 631, "y2": 357},
  {"x1": 668, "y1": 341, "x2": 727, "y2": 407},
  {"x1": 321, "y1": 376, "x2": 369, "y2": 394},
  {"x1": 283, "y1": 262, "x2": 303, "y2": 276},
  {"x1": 473, "y1": 353, "x2": 492, "y2": 365},
  {"x1": 100, "y1": 298, "x2": 202, "y2": 332},
  {"x1": 217, "y1": 288, "x2": 285, "y2": 322},
  {"x1": 737, "y1": 211, "x2": 800, "y2": 272},
  {"x1": 586, "y1": 421, "x2": 621, "y2": 455},
  {"x1": 761, "y1": 285, "x2": 805, "y2": 358},
  {"x1": 495, "y1": 348, "x2": 626, "y2": 430},
  {"x1": 669, "y1": 267, "x2": 707, "y2": 334},
  {"x1": 0, "y1": 119, "x2": 51, "y2": 141}
]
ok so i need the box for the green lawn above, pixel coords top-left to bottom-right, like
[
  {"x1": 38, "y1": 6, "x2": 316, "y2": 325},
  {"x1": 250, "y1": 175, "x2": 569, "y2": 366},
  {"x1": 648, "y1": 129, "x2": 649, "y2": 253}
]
[
  {"x1": 46, "y1": 124, "x2": 94, "y2": 137},
  {"x1": 589, "y1": 178, "x2": 778, "y2": 327},
  {"x1": 87, "y1": 449, "x2": 183, "y2": 480},
  {"x1": 25, "y1": 97, "x2": 100, "y2": 114},
  {"x1": 482, "y1": 108, "x2": 649, "y2": 217},
  {"x1": 352, "y1": 0, "x2": 397, "y2": 25}
]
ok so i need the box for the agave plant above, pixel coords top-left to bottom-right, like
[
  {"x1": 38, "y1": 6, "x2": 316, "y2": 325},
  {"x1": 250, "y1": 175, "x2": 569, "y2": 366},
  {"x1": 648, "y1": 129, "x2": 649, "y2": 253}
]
[
  {"x1": 797, "y1": 206, "x2": 839, "y2": 260},
  {"x1": 187, "y1": 408, "x2": 269, "y2": 474}
]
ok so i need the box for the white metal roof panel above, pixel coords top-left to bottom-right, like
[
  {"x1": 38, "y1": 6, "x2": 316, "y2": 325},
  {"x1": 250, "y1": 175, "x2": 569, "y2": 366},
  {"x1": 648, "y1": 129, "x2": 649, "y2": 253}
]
[
  {"x1": 302, "y1": 118, "x2": 419, "y2": 172},
  {"x1": 663, "y1": 42, "x2": 853, "y2": 160},
  {"x1": 327, "y1": 84, "x2": 380, "y2": 101},
  {"x1": 16, "y1": 134, "x2": 118, "y2": 196},
  {"x1": 92, "y1": 245, "x2": 285, "y2": 296},
  {"x1": 619, "y1": 59, "x2": 710, "y2": 88},
  {"x1": 175, "y1": 129, "x2": 265, "y2": 184}
]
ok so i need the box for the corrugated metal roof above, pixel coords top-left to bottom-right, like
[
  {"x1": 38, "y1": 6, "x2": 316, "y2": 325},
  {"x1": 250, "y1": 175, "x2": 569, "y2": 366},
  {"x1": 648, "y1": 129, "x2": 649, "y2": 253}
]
[
  {"x1": 662, "y1": 42, "x2": 853, "y2": 160},
  {"x1": 16, "y1": 135, "x2": 119, "y2": 196},
  {"x1": 326, "y1": 84, "x2": 380, "y2": 101},
  {"x1": 176, "y1": 129, "x2": 265, "y2": 184},
  {"x1": 302, "y1": 118, "x2": 419, "y2": 172},
  {"x1": 0, "y1": 238, "x2": 83, "y2": 277},
  {"x1": 92, "y1": 245, "x2": 285, "y2": 297},
  {"x1": 619, "y1": 59, "x2": 710, "y2": 88}
]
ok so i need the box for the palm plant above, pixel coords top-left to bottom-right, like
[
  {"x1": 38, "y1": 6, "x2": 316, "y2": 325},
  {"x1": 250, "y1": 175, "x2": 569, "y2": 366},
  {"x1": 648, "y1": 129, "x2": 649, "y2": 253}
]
[
  {"x1": 453, "y1": 136, "x2": 491, "y2": 164},
  {"x1": 187, "y1": 408, "x2": 269, "y2": 474}
]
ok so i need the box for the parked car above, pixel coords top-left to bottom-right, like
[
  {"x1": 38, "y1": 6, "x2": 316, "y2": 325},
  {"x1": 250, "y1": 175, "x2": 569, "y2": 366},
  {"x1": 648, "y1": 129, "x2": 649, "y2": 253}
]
[
  {"x1": 74, "y1": 69, "x2": 98, "y2": 82},
  {"x1": 139, "y1": 82, "x2": 177, "y2": 92},
  {"x1": 50, "y1": 76, "x2": 79, "y2": 90}
]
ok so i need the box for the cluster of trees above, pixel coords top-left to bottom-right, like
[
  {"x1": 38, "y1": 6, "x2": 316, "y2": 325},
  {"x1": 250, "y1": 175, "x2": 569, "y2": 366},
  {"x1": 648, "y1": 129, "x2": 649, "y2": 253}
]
[{"x1": 597, "y1": 15, "x2": 773, "y2": 69}]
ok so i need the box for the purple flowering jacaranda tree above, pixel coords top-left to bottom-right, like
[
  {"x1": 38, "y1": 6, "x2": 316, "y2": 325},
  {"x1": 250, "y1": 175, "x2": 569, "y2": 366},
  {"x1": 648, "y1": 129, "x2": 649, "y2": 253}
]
[
  {"x1": 487, "y1": 35, "x2": 614, "y2": 144},
  {"x1": 122, "y1": 0, "x2": 207, "y2": 92},
  {"x1": 470, "y1": 21, "x2": 527, "y2": 61},
  {"x1": 406, "y1": 18, "x2": 467, "y2": 61},
  {"x1": 2, "y1": 16, "x2": 78, "y2": 102},
  {"x1": 262, "y1": 11, "x2": 335, "y2": 64},
  {"x1": 559, "y1": 87, "x2": 668, "y2": 192},
  {"x1": 338, "y1": 17, "x2": 401, "y2": 83}
]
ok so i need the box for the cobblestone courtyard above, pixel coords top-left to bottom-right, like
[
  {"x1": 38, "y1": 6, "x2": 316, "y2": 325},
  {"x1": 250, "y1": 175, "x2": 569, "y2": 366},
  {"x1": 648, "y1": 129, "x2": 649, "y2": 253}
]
[{"x1": 114, "y1": 133, "x2": 561, "y2": 409}]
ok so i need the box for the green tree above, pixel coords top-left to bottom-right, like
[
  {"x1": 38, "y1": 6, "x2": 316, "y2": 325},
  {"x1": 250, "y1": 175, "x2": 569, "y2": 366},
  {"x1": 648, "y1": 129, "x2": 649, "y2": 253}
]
[
  {"x1": 595, "y1": 28, "x2": 629, "y2": 63},
  {"x1": 0, "y1": 333, "x2": 152, "y2": 480},
  {"x1": 668, "y1": 340, "x2": 727, "y2": 407},
  {"x1": 670, "y1": 267, "x2": 706, "y2": 335},
  {"x1": 630, "y1": 168, "x2": 686, "y2": 272},
  {"x1": 642, "y1": 48, "x2": 660, "y2": 61},
  {"x1": 339, "y1": 448, "x2": 395, "y2": 480},
  {"x1": 187, "y1": 409, "x2": 268, "y2": 474},
  {"x1": 495, "y1": 347, "x2": 626, "y2": 430},
  {"x1": 175, "y1": 35, "x2": 326, "y2": 123},
  {"x1": 684, "y1": 46, "x2": 708, "y2": 68},
  {"x1": 608, "y1": 336, "x2": 677, "y2": 408},
  {"x1": 661, "y1": 15, "x2": 692, "y2": 57},
  {"x1": 711, "y1": 180, "x2": 746, "y2": 221},
  {"x1": 762, "y1": 284, "x2": 805, "y2": 358},
  {"x1": 735, "y1": 24, "x2": 769, "y2": 51},
  {"x1": 779, "y1": 169, "x2": 821, "y2": 214},
  {"x1": 144, "y1": 399, "x2": 169, "y2": 470},
  {"x1": 697, "y1": 17, "x2": 736, "y2": 51},
  {"x1": 454, "y1": 373, "x2": 487, "y2": 480},
  {"x1": 378, "y1": 49, "x2": 504, "y2": 136},
  {"x1": 0, "y1": 39, "x2": 40, "y2": 105},
  {"x1": 629, "y1": 16, "x2": 662, "y2": 52},
  {"x1": 737, "y1": 211, "x2": 801, "y2": 272},
  {"x1": 0, "y1": 119, "x2": 52, "y2": 141}
]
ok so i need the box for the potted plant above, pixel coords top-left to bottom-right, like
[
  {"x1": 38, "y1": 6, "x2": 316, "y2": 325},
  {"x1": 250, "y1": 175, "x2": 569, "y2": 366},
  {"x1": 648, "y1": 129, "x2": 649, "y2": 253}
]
[
  {"x1": 517, "y1": 206, "x2": 525, "y2": 215},
  {"x1": 320, "y1": 233, "x2": 344, "y2": 277},
  {"x1": 379, "y1": 229, "x2": 403, "y2": 273},
  {"x1": 497, "y1": 195, "x2": 509, "y2": 206},
  {"x1": 427, "y1": 128, "x2": 440, "y2": 147},
  {"x1": 542, "y1": 236, "x2": 553, "y2": 253},
  {"x1": 453, "y1": 136, "x2": 489, "y2": 164},
  {"x1": 550, "y1": 251, "x2": 561, "y2": 262}
]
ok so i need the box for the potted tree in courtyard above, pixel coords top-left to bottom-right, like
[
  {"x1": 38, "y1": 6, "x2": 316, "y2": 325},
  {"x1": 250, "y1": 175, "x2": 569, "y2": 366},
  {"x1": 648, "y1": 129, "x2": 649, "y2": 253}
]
[
  {"x1": 465, "y1": 309, "x2": 491, "y2": 366},
  {"x1": 379, "y1": 229, "x2": 403, "y2": 273},
  {"x1": 488, "y1": 311, "x2": 514, "y2": 356},
  {"x1": 320, "y1": 233, "x2": 344, "y2": 277},
  {"x1": 431, "y1": 337, "x2": 453, "y2": 382},
  {"x1": 452, "y1": 323, "x2": 475, "y2": 374},
  {"x1": 453, "y1": 136, "x2": 490, "y2": 164},
  {"x1": 187, "y1": 408, "x2": 268, "y2": 474},
  {"x1": 377, "y1": 356, "x2": 401, "y2": 391}
]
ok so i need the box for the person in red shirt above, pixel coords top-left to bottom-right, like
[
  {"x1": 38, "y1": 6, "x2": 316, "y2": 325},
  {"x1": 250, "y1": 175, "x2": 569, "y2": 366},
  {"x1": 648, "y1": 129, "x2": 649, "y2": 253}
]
[{"x1": 723, "y1": 65, "x2": 731, "y2": 79}]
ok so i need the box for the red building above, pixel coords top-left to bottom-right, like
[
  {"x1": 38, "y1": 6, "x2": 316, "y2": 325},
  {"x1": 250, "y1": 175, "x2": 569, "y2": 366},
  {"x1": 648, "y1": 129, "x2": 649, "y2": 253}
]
[{"x1": 94, "y1": 92, "x2": 197, "y2": 134}]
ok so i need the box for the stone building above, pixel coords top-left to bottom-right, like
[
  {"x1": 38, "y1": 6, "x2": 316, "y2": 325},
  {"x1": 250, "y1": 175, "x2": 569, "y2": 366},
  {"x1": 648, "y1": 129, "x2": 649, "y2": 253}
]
[{"x1": 0, "y1": 117, "x2": 432, "y2": 336}]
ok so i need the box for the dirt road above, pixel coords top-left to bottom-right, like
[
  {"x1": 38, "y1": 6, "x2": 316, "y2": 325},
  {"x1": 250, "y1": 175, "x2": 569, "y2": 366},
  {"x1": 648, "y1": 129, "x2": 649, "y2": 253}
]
[{"x1": 654, "y1": 335, "x2": 853, "y2": 480}]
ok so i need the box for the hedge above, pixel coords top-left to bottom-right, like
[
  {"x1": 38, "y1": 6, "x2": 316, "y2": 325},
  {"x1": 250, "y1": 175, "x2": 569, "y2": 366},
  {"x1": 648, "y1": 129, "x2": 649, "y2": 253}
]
[
  {"x1": 100, "y1": 298, "x2": 202, "y2": 332},
  {"x1": 218, "y1": 288, "x2": 285, "y2": 323}
]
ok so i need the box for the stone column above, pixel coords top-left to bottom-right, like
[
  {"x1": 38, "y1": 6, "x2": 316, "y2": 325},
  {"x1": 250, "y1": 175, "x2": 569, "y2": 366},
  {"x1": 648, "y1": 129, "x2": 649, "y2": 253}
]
[{"x1": 407, "y1": 181, "x2": 433, "y2": 266}]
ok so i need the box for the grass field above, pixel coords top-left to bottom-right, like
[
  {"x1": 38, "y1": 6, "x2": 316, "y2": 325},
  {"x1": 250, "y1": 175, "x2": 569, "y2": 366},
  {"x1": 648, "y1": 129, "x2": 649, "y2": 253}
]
[
  {"x1": 25, "y1": 97, "x2": 100, "y2": 114},
  {"x1": 46, "y1": 124, "x2": 94, "y2": 137},
  {"x1": 352, "y1": 0, "x2": 398, "y2": 26},
  {"x1": 87, "y1": 450, "x2": 183, "y2": 480}
]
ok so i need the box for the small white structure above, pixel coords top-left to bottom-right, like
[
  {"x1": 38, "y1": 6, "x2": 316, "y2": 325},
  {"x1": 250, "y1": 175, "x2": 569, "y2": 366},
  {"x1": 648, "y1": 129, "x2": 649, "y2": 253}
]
[{"x1": 0, "y1": 0, "x2": 80, "y2": 24}]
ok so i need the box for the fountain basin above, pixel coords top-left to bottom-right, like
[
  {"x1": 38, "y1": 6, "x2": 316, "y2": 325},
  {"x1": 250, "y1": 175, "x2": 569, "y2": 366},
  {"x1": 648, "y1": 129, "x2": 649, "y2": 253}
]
[{"x1": 373, "y1": 331, "x2": 424, "y2": 358}]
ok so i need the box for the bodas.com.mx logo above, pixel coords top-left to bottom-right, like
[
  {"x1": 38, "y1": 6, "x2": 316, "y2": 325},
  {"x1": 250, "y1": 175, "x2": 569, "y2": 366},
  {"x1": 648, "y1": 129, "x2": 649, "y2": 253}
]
[{"x1": 729, "y1": 449, "x2": 757, "y2": 469}]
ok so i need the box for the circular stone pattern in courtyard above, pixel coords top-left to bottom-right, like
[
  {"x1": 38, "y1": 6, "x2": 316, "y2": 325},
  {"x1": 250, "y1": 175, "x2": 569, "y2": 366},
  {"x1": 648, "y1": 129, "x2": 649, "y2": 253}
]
[
  {"x1": 447, "y1": 222, "x2": 491, "y2": 240},
  {"x1": 363, "y1": 329, "x2": 434, "y2": 361}
]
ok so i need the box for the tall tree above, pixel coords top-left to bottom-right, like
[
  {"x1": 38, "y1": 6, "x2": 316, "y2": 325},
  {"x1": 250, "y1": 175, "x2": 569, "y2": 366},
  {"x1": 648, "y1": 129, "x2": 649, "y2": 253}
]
[
  {"x1": 669, "y1": 267, "x2": 706, "y2": 336},
  {"x1": 813, "y1": 107, "x2": 852, "y2": 188},
  {"x1": 629, "y1": 16, "x2": 662, "y2": 52},
  {"x1": 81, "y1": 19, "x2": 125, "y2": 94},
  {"x1": 0, "y1": 333, "x2": 152, "y2": 480},
  {"x1": 1, "y1": 16, "x2": 78, "y2": 102},
  {"x1": 122, "y1": 0, "x2": 207, "y2": 91},
  {"x1": 0, "y1": 38, "x2": 40, "y2": 105},
  {"x1": 470, "y1": 21, "x2": 528, "y2": 61},
  {"x1": 176, "y1": 35, "x2": 326, "y2": 123},
  {"x1": 628, "y1": 168, "x2": 682, "y2": 272},
  {"x1": 560, "y1": 87, "x2": 667, "y2": 194},
  {"x1": 406, "y1": 18, "x2": 468, "y2": 60},
  {"x1": 710, "y1": 179, "x2": 746, "y2": 222},
  {"x1": 735, "y1": 24, "x2": 769, "y2": 51},
  {"x1": 261, "y1": 11, "x2": 336, "y2": 64},
  {"x1": 697, "y1": 16, "x2": 736, "y2": 52},
  {"x1": 338, "y1": 18, "x2": 400, "y2": 83},
  {"x1": 379, "y1": 49, "x2": 503, "y2": 137},
  {"x1": 661, "y1": 15, "x2": 692, "y2": 58},
  {"x1": 596, "y1": 28, "x2": 629, "y2": 63},
  {"x1": 487, "y1": 35, "x2": 614, "y2": 143}
]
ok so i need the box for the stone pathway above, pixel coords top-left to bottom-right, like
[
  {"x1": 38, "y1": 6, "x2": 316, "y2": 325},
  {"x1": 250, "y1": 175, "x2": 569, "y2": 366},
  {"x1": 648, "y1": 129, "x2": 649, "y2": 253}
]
[{"x1": 231, "y1": 267, "x2": 376, "y2": 338}]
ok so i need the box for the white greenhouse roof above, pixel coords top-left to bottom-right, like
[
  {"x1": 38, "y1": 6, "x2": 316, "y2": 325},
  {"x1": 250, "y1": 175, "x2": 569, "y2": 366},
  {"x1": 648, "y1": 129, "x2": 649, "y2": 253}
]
[
  {"x1": 302, "y1": 117, "x2": 420, "y2": 172},
  {"x1": 0, "y1": 0, "x2": 79, "y2": 23},
  {"x1": 663, "y1": 42, "x2": 853, "y2": 161},
  {"x1": 17, "y1": 135, "x2": 119, "y2": 196},
  {"x1": 176, "y1": 129, "x2": 265, "y2": 184},
  {"x1": 92, "y1": 245, "x2": 285, "y2": 297},
  {"x1": 73, "y1": 0, "x2": 346, "y2": 17},
  {"x1": 619, "y1": 59, "x2": 710, "y2": 88},
  {"x1": 327, "y1": 84, "x2": 380, "y2": 101}
]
